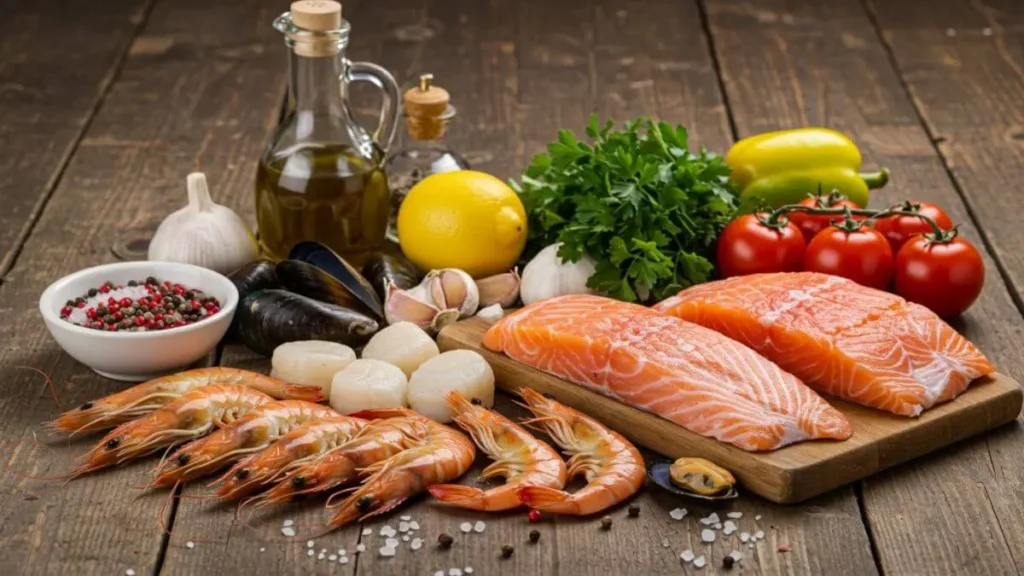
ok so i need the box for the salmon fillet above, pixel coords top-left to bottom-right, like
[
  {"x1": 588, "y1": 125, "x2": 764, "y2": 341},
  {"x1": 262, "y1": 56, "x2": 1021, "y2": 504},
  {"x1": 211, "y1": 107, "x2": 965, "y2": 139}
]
[
  {"x1": 654, "y1": 272, "x2": 995, "y2": 416},
  {"x1": 482, "y1": 294, "x2": 851, "y2": 452}
]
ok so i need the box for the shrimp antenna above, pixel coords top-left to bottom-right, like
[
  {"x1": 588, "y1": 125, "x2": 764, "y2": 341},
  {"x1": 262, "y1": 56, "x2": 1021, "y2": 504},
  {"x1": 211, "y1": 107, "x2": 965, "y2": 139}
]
[{"x1": 16, "y1": 366, "x2": 62, "y2": 411}]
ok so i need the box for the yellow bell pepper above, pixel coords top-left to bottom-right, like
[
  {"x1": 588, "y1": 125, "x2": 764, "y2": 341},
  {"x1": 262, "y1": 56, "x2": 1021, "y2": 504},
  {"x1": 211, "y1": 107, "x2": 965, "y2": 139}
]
[{"x1": 726, "y1": 128, "x2": 889, "y2": 208}]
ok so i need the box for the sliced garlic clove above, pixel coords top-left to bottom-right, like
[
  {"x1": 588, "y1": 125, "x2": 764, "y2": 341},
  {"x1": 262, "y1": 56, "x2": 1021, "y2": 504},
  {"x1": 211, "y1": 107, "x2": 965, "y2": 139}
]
[{"x1": 476, "y1": 268, "x2": 520, "y2": 308}]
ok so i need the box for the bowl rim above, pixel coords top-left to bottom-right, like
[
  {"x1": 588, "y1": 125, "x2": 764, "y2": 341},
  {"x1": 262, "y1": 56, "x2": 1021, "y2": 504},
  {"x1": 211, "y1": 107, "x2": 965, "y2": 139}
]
[{"x1": 39, "y1": 261, "x2": 239, "y2": 340}]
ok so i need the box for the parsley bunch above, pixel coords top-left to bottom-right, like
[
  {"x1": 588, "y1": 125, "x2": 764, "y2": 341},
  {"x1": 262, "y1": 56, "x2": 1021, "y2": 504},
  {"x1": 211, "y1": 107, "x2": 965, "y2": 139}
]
[{"x1": 513, "y1": 116, "x2": 739, "y2": 303}]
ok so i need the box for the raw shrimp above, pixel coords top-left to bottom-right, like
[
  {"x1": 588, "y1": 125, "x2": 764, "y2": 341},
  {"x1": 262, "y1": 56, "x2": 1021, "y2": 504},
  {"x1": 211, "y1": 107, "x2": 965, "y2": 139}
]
[
  {"x1": 70, "y1": 385, "x2": 272, "y2": 478},
  {"x1": 213, "y1": 415, "x2": 367, "y2": 500},
  {"x1": 324, "y1": 410, "x2": 475, "y2": 531},
  {"x1": 427, "y1": 390, "x2": 566, "y2": 511},
  {"x1": 148, "y1": 400, "x2": 338, "y2": 489},
  {"x1": 514, "y1": 388, "x2": 645, "y2": 515},
  {"x1": 47, "y1": 367, "x2": 324, "y2": 435},
  {"x1": 254, "y1": 415, "x2": 433, "y2": 507}
]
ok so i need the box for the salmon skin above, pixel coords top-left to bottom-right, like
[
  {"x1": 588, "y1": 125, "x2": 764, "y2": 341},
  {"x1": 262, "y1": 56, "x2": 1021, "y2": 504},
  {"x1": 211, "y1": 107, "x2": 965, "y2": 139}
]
[
  {"x1": 482, "y1": 294, "x2": 851, "y2": 452},
  {"x1": 655, "y1": 272, "x2": 996, "y2": 417}
]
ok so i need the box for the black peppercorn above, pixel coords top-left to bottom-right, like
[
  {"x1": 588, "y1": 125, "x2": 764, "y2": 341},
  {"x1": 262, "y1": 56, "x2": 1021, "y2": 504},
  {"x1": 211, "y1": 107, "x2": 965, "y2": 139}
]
[
  {"x1": 600, "y1": 516, "x2": 612, "y2": 530},
  {"x1": 97, "y1": 306, "x2": 107, "y2": 316},
  {"x1": 127, "y1": 280, "x2": 138, "y2": 287},
  {"x1": 628, "y1": 504, "x2": 640, "y2": 517},
  {"x1": 66, "y1": 299, "x2": 76, "y2": 307},
  {"x1": 88, "y1": 288, "x2": 99, "y2": 297},
  {"x1": 528, "y1": 530, "x2": 540, "y2": 543},
  {"x1": 501, "y1": 545, "x2": 514, "y2": 558},
  {"x1": 146, "y1": 276, "x2": 158, "y2": 286},
  {"x1": 437, "y1": 533, "x2": 454, "y2": 549},
  {"x1": 184, "y1": 291, "x2": 194, "y2": 300},
  {"x1": 75, "y1": 297, "x2": 85, "y2": 305},
  {"x1": 723, "y1": 556, "x2": 735, "y2": 569}
]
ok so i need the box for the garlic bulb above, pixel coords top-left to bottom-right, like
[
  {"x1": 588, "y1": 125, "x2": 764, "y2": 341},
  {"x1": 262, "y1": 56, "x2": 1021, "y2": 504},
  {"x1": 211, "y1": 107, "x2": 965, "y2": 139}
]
[
  {"x1": 520, "y1": 243, "x2": 597, "y2": 305},
  {"x1": 148, "y1": 172, "x2": 259, "y2": 274},
  {"x1": 384, "y1": 268, "x2": 480, "y2": 333}
]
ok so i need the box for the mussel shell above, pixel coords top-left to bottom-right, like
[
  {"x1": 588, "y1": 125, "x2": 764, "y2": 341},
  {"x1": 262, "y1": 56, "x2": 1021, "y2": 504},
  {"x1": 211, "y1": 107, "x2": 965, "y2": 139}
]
[
  {"x1": 361, "y1": 251, "x2": 422, "y2": 303},
  {"x1": 235, "y1": 289, "x2": 379, "y2": 357},
  {"x1": 277, "y1": 259, "x2": 382, "y2": 320},
  {"x1": 288, "y1": 241, "x2": 383, "y2": 319},
  {"x1": 647, "y1": 461, "x2": 739, "y2": 501},
  {"x1": 228, "y1": 259, "x2": 279, "y2": 301}
]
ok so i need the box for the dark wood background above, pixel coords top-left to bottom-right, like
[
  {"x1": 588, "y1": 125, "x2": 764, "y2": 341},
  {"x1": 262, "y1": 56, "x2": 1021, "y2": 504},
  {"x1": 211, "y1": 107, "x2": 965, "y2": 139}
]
[{"x1": 1, "y1": 0, "x2": 1023, "y2": 574}]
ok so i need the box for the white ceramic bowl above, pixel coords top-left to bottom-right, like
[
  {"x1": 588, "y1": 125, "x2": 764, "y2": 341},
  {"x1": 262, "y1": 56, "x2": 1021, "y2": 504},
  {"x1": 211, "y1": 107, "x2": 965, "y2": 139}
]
[{"x1": 39, "y1": 261, "x2": 239, "y2": 382}]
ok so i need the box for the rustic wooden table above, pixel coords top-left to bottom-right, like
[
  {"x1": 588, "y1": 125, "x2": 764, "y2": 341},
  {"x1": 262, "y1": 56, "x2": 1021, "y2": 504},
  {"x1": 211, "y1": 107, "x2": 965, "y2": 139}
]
[{"x1": 2, "y1": 0, "x2": 1023, "y2": 574}]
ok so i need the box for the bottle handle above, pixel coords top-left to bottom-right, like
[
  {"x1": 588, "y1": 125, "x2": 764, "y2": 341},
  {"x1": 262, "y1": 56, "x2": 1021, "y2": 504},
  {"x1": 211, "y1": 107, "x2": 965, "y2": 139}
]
[{"x1": 344, "y1": 59, "x2": 401, "y2": 154}]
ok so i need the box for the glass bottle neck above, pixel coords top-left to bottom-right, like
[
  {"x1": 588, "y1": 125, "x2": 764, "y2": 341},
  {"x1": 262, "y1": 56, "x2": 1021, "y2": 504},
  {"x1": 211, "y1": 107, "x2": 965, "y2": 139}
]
[{"x1": 288, "y1": 49, "x2": 347, "y2": 117}]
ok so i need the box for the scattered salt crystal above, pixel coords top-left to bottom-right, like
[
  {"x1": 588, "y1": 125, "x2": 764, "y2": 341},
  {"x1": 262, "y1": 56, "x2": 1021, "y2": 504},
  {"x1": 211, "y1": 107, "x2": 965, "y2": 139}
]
[
  {"x1": 386, "y1": 538, "x2": 399, "y2": 548},
  {"x1": 434, "y1": 572, "x2": 444, "y2": 576},
  {"x1": 473, "y1": 521, "x2": 486, "y2": 533},
  {"x1": 410, "y1": 520, "x2": 420, "y2": 530},
  {"x1": 450, "y1": 569, "x2": 463, "y2": 576},
  {"x1": 380, "y1": 525, "x2": 397, "y2": 537},
  {"x1": 983, "y1": 27, "x2": 993, "y2": 36},
  {"x1": 399, "y1": 521, "x2": 410, "y2": 532},
  {"x1": 460, "y1": 522, "x2": 473, "y2": 533},
  {"x1": 259, "y1": 548, "x2": 265, "y2": 553},
  {"x1": 755, "y1": 530, "x2": 765, "y2": 539},
  {"x1": 318, "y1": 553, "x2": 325, "y2": 560},
  {"x1": 356, "y1": 544, "x2": 366, "y2": 553},
  {"x1": 403, "y1": 535, "x2": 410, "y2": 542},
  {"x1": 946, "y1": 28, "x2": 956, "y2": 37},
  {"x1": 727, "y1": 512, "x2": 743, "y2": 519},
  {"x1": 729, "y1": 550, "x2": 743, "y2": 561},
  {"x1": 700, "y1": 512, "x2": 720, "y2": 525},
  {"x1": 702, "y1": 529, "x2": 716, "y2": 543},
  {"x1": 307, "y1": 541, "x2": 314, "y2": 548},
  {"x1": 411, "y1": 538, "x2": 423, "y2": 550},
  {"x1": 465, "y1": 568, "x2": 474, "y2": 574},
  {"x1": 340, "y1": 557, "x2": 349, "y2": 565},
  {"x1": 740, "y1": 532, "x2": 750, "y2": 543},
  {"x1": 693, "y1": 555, "x2": 707, "y2": 568},
  {"x1": 401, "y1": 515, "x2": 411, "y2": 521},
  {"x1": 680, "y1": 549, "x2": 695, "y2": 562},
  {"x1": 281, "y1": 526, "x2": 296, "y2": 537},
  {"x1": 126, "y1": 570, "x2": 136, "y2": 576},
  {"x1": 755, "y1": 515, "x2": 762, "y2": 521},
  {"x1": 362, "y1": 528, "x2": 372, "y2": 536},
  {"x1": 669, "y1": 508, "x2": 686, "y2": 520},
  {"x1": 283, "y1": 519, "x2": 294, "y2": 527},
  {"x1": 379, "y1": 546, "x2": 396, "y2": 557},
  {"x1": 713, "y1": 523, "x2": 722, "y2": 529},
  {"x1": 186, "y1": 541, "x2": 195, "y2": 549},
  {"x1": 338, "y1": 549, "x2": 346, "y2": 556},
  {"x1": 320, "y1": 548, "x2": 327, "y2": 554},
  {"x1": 749, "y1": 543, "x2": 755, "y2": 549},
  {"x1": 307, "y1": 550, "x2": 314, "y2": 557},
  {"x1": 661, "y1": 538, "x2": 670, "y2": 548},
  {"x1": 723, "y1": 520, "x2": 737, "y2": 535}
]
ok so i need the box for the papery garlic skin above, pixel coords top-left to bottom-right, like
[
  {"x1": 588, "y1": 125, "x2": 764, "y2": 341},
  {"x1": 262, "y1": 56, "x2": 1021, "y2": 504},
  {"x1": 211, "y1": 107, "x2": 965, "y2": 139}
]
[
  {"x1": 520, "y1": 243, "x2": 597, "y2": 305},
  {"x1": 148, "y1": 172, "x2": 259, "y2": 274}
]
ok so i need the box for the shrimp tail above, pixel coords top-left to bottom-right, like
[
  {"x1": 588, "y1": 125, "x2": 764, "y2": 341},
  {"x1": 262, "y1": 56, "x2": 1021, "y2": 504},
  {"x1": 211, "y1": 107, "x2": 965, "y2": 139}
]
[
  {"x1": 516, "y1": 486, "x2": 578, "y2": 514},
  {"x1": 427, "y1": 484, "x2": 486, "y2": 506},
  {"x1": 348, "y1": 407, "x2": 418, "y2": 420},
  {"x1": 276, "y1": 384, "x2": 325, "y2": 403}
]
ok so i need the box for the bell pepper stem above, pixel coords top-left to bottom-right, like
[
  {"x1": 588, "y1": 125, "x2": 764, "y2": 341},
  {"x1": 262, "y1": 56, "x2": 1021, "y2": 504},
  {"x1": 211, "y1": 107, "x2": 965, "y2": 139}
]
[{"x1": 861, "y1": 168, "x2": 890, "y2": 190}]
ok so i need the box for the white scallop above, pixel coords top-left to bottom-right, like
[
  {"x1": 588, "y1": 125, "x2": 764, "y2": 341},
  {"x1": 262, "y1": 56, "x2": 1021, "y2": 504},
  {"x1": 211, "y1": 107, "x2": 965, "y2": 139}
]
[
  {"x1": 407, "y1": 350, "x2": 494, "y2": 423},
  {"x1": 330, "y1": 359, "x2": 408, "y2": 415},
  {"x1": 271, "y1": 341, "x2": 356, "y2": 395},
  {"x1": 361, "y1": 322, "x2": 439, "y2": 378}
]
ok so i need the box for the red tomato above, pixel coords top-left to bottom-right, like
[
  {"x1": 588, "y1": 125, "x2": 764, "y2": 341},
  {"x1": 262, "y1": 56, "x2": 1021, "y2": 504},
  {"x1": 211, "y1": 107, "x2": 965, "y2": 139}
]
[
  {"x1": 788, "y1": 195, "x2": 861, "y2": 242},
  {"x1": 874, "y1": 201, "x2": 954, "y2": 252},
  {"x1": 717, "y1": 214, "x2": 806, "y2": 278},
  {"x1": 804, "y1": 224, "x2": 894, "y2": 290},
  {"x1": 894, "y1": 235, "x2": 984, "y2": 317}
]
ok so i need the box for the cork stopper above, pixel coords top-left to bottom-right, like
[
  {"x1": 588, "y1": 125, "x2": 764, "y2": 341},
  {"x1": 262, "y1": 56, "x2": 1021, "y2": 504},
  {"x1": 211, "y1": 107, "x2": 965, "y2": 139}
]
[
  {"x1": 289, "y1": 1, "x2": 343, "y2": 57},
  {"x1": 403, "y1": 74, "x2": 452, "y2": 140}
]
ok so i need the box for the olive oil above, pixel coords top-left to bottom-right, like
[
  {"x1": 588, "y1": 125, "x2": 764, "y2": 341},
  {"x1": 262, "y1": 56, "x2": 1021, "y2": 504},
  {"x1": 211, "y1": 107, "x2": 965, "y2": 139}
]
[{"x1": 256, "y1": 143, "x2": 390, "y2": 262}]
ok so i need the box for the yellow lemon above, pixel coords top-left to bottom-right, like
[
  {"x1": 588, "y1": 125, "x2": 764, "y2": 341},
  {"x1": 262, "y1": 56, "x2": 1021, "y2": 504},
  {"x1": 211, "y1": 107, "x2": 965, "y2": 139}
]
[{"x1": 397, "y1": 170, "x2": 527, "y2": 278}]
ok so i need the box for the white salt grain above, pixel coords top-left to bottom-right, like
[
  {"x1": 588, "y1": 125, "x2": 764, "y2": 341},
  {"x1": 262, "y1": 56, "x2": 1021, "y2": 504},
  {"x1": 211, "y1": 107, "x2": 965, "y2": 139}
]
[
  {"x1": 680, "y1": 549, "x2": 695, "y2": 562},
  {"x1": 186, "y1": 541, "x2": 195, "y2": 550},
  {"x1": 755, "y1": 514, "x2": 762, "y2": 521},
  {"x1": 307, "y1": 540, "x2": 315, "y2": 548},
  {"x1": 662, "y1": 538, "x2": 670, "y2": 548},
  {"x1": 700, "y1": 512, "x2": 720, "y2": 525},
  {"x1": 386, "y1": 538, "x2": 399, "y2": 548},
  {"x1": 460, "y1": 522, "x2": 473, "y2": 533},
  {"x1": 411, "y1": 538, "x2": 423, "y2": 550},
  {"x1": 362, "y1": 528, "x2": 372, "y2": 536},
  {"x1": 318, "y1": 553, "x2": 325, "y2": 560},
  {"x1": 983, "y1": 27, "x2": 993, "y2": 36},
  {"x1": 283, "y1": 519, "x2": 294, "y2": 527},
  {"x1": 410, "y1": 520, "x2": 420, "y2": 530},
  {"x1": 723, "y1": 520, "x2": 737, "y2": 535},
  {"x1": 320, "y1": 548, "x2": 327, "y2": 554},
  {"x1": 465, "y1": 568, "x2": 474, "y2": 574},
  {"x1": 740, "y1": 532, "x2": 750, "y2": 543},
  {"x1": 450, "y1": 569, "x2": 463, "y2": 576},
  {"x1": 380, "y1": 525, "x2": 397, "y2": 537},
  {"x1": 729, "y1": 550, "x2": 743, "y2": 562},
  {"x1": 946, "y1": 28, "x2": 956, "y2": 37},
  {"x1": 434, "y1": 572, "x2": 444, "y2": 576},
  {"x1": 727, "y1": 512, "x2": 743, "y2": 519},
  {"x1": 126, "y1": 570, "x2": 136, "y2": 576},
  {"x1": 340, "y1": 557, "x2": 350, "y2": 565},
  {"x1": 669, "y1": 508, "x2": 686, "y2": 520},
  {"x1": 307, "y1": 550, "x2": 314, "y2": 557},
  {"x1": 356, "y1": 544, "x2": 366, "y2": 553},
  {"x1": 403, "y1": 535, "x2": 410, "y2": 542},
  {"x1": 702, "y1": 528, "x2": 716, "y2": 543},
  {"x1": 281, "y1": 526, "x2": 296, "y2": 537},
  {"x1": 473, "y1": 521, "x2": 486, "y2": 533},
  {"x1": 401, "y1": 515, "x2": 412, "y2": 521},
  {"x1": 755, "y1": 530, "x2": 765, "y2": 539},
  {"x1": 713, "y1": 523, "x2": 722, "y2": 529},
  {"x1": 399, "y1": 521, "x2": 410, "y2": 532},
  {"x1": 379, "y1": 546, "x2": 396, "y2": 557},
  {"x1": 259, "y1": 548, "x2": 265, "y2": 553},
  {"x1": 693, "y1": 555, "x2": 707, "y2": 568}
]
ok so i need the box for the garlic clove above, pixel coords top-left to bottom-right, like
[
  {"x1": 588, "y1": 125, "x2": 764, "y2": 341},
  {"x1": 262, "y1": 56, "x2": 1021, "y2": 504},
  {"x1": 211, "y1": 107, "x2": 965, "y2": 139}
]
[
  {"x1": 429, "y1": 268, "x2": 479, "y2": 319},
  {"x1": 476, "y1": 268, "x2": 521, "y2": 308},
  {"x1": 430, "y1": 308, "x2": 463, "y2": 333},
  {"x1": 384, "y1": 281, "x2": 443, "y2": 331},
  {"x1": 475, "y1": 303, "x2": 504, "y2": 325}
]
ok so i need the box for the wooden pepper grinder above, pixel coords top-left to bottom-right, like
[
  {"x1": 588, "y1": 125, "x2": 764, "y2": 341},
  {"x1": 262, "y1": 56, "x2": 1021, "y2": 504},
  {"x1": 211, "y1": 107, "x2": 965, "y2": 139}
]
[{"x1": 385, "y1": 73, "x2": 470, "y2": 242}]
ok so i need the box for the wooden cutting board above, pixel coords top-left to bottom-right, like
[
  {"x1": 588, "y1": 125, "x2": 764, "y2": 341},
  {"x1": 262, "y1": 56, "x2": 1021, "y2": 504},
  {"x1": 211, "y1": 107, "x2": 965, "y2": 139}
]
[{"x1": 438, "y1": 317, "x2": 1023, "y2": 504}]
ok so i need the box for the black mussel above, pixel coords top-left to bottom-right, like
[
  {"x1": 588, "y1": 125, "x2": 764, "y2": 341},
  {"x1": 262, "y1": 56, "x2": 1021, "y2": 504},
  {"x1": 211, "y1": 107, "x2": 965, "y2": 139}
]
[
  {"x1": 276, "y1": 260, "x2": 382, "y2": 320},
  {"x1": 235, "y1": 289, "x2": 379, "y2": 356},
  {"x1": 228, "y1": 259, "x2": 279, "y2": 301},
  {"x1": 647, "y1": 459, "x2": 738, "y2": 501},
  {"x1": 361, "y1": 251, "x2": 422, "y2": 303},
  {"x1": 288, "y1": 241, "x2": 383, "y2": 319}
]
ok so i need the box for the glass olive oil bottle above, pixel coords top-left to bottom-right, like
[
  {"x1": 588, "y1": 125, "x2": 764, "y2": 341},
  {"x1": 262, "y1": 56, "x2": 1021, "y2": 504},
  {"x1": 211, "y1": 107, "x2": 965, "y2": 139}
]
[{"x1": 258, "y1": 1, "x2": 399, "y2": 263}]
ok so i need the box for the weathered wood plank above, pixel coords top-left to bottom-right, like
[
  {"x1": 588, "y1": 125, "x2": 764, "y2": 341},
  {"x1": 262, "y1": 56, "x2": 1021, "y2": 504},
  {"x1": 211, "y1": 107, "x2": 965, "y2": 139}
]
[
  {"x1": 0, "y1": 0, "x2": 149, "y2": 279},
  {"x1": 705, "y1": 0, "x2": 1024, "y2": 574},
  {"x1": 0, "y1": 0, "x2": 287, "y2": 574}
]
